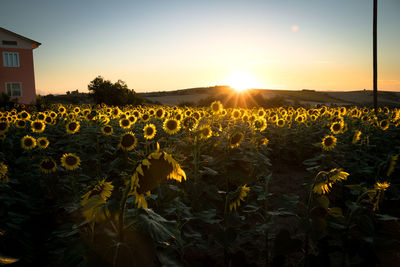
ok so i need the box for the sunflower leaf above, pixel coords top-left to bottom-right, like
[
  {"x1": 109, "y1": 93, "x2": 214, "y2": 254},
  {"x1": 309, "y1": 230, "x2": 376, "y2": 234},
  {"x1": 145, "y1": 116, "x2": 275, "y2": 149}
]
[{"x1": 135, "y1": 208, "x2": 178, "y2": 243}]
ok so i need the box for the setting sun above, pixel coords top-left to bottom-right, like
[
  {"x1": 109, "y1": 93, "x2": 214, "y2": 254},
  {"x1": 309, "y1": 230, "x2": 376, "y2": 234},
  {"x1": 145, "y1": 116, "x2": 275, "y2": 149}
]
[{"x1": 224, "y1": 71, "x2": 260, "y2": 92}]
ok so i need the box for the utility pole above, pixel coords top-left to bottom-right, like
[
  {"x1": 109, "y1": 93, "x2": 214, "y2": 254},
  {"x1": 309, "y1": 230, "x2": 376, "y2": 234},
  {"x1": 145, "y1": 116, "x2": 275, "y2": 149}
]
[{"x1": 373, "y1": 0, "x2": 378, "y2": 112}]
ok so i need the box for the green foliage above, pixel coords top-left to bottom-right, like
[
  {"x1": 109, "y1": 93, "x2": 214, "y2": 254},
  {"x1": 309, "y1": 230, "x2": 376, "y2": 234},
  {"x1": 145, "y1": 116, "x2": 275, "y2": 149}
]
[{"x1": 88, "y1": 76, "x2": 143, "y2": 106}]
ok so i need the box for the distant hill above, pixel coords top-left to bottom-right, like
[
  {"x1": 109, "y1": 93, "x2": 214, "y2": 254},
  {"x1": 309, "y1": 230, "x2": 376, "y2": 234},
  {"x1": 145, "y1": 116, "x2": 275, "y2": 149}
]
[
  {"x1": 138, "y1": 86, "x2": 400, "y2": 107},
  {"x1": 37, "y1": 86, "x2": 400, "y2": 107}
]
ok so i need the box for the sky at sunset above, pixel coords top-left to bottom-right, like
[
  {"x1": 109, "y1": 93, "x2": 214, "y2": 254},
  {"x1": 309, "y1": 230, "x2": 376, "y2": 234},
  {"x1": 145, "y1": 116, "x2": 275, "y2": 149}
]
[{"x1": 1, "y1": 0, "x2": 399, "y2": 94}]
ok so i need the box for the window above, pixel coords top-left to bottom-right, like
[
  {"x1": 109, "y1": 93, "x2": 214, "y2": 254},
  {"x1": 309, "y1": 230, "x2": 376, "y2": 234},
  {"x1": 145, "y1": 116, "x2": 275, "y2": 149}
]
[
  {"x1": 2, "y1": 40, "x2": 17, "y2": 46},
  {"x1": 2, "y1": 52, "x2": 20, "y2": 67},
  {"x1": 6, "y1": 83, "x2": 22, "y2": 97}
]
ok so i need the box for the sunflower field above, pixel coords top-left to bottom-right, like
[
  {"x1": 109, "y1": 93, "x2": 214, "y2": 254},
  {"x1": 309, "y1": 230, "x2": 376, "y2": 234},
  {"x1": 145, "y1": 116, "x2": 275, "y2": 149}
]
[{"x1": 0, "y1": 102, "x2": 399, "y2": 266}]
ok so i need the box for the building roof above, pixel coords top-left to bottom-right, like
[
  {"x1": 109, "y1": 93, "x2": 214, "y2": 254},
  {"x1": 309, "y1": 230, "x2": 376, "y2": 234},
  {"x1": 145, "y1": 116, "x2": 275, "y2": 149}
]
[{"x1": 0, "y1": 27, "x2": 41, "y2": 49}]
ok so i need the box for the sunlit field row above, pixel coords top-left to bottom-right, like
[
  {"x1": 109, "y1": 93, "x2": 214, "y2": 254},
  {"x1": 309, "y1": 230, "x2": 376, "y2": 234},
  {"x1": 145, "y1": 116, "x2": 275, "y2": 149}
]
[{"x1": 0, "y1": 102, "x2": 399, "y2": 266}]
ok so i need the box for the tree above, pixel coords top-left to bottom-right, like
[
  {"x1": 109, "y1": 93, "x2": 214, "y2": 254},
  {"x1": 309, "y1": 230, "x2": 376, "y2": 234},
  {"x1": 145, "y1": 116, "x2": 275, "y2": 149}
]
[{"x1": 88, "y1": 76, "x2": 143, "y2": 106}]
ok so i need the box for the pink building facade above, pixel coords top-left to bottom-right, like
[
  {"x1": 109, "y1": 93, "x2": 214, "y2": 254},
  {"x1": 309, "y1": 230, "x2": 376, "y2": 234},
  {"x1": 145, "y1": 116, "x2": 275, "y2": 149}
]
[{"x1": 0, "y1": 27, "x2": 41, "y2": 104}]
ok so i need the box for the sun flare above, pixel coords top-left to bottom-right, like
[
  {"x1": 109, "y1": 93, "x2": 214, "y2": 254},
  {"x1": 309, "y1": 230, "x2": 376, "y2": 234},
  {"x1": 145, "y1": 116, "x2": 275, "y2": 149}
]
[{"x1": 224, "y1": 71, "x2": 259, "y2": 92}]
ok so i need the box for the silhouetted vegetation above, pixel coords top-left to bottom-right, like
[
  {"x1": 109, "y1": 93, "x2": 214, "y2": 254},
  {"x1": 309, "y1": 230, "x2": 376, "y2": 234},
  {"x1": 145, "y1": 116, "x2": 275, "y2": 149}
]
[
  {"x1": 88, "y1": 76, "x2": 143, "y2": 106},
  {"x1": 0, "y1": 93, "x2": 17, "y2": 108},
  {"x1": 38, "y1": 91, "x2": 93, "y2": 105}
]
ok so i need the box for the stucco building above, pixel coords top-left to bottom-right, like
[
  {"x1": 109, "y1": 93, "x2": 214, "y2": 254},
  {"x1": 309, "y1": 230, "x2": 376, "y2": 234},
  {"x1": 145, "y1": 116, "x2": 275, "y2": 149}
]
[{"x1": 0, "y1": 27, "x2": 41, "y2": 104}]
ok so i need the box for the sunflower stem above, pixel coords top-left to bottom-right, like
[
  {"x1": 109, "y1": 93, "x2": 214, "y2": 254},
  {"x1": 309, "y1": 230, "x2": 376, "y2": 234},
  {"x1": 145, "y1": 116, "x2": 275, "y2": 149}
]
[
  {"x1": 95, "y1": 127, "x2": 101, "y2": 177},
  {"x1": 118, "y1": 177, "x2": 131, "y2": 242},
  {"x1": 304, "y1": 173, "x2": 319, "y2": 267},
  {"x1": 264, "y1": 173, "x2": 270, "y2": 267},
  {"x1": 193, "y1": 135, "x2": 200, "y2": 183}
]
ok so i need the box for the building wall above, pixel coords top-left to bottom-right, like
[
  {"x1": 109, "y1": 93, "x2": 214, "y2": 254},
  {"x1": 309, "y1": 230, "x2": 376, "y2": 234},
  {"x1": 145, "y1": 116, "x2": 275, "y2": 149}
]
[
  {"x1": 0, "y1": 31, "x2": 35, "y2": 49},
  {"x1": 0, "y1": 47, "x2": 37, "y2": 104}
]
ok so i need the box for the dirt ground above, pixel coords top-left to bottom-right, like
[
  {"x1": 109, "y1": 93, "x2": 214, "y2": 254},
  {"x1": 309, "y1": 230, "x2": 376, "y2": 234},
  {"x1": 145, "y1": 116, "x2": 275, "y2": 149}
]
[{"x1": 145, "y1": 94, "x2": 209, "y2": 105}]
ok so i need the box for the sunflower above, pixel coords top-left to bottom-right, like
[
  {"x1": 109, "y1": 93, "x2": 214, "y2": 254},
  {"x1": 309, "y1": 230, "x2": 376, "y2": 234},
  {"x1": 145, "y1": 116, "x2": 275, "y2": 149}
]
[
  {"x1": 0, "y1": 133, "x2": 6, "y2": 141},
  {"x1": 66, "y1": 113, "x2": 76, "y2": 121},
  {"x1": 132, "y1": 110, "x2": 141, "y2": 118},
  {"x1": 383, "y1": 107, "x2": 390, "y2": 114},
  {"x1": 85, "y1": 112, "x2": 96, "y2": 121},
  {"x1": 141, "y1": 113, "x2": 151, "y2": 123},
  {"x1": 182, "y1": 116, "x2": 198, "y2": 131},
  {"x1": 81, "y1": 178, "x2": 114, "y2": 206},
  {"x1": 31, "y1": 120, "x2": 46, "y2": 133},
  {"x1": 0, "y1": 162, "x2": 7, "y2": 177},
  {"x1": 111, "y1": 107, "x2": 121, "y2": 118},
  {"x1": 295, "y1": 115, "x2": 305, "y2": 123},
  {"x1": 119, "y1": 131, "x2": 138, "y2": 151},
  {"x1": 15, "y1": 119, "x2": 26, "y2": 129},
  {"x1": 36, "y1": 112, "x2": 46, "y2": 121},
  {"x1": 119, "y1": 118, "x2": 131, "y2": 130},
  {"x1": 351, "y1": 109, "x2": 360, "y2": 118},
  {"x1": 229, "y1": 185, "x2": 250, "y2": 211},
  {"x1": 276, "y1": 118, "x2": 285, "y2": 128},
  {"x1": 37, "y1": 137, "x2": 50, "y2": 149},
  {"x1": 49, "y1": 111, "x2": 57, "y2": 120},
  {"x1": 82, "y1": 108, "x2": 91, "y2": 116},
  {"x1": 184, "y1": 110, "x2": 192, "y2": 117},
  {"x1": 375, "y1": 181, "x2": 390, "y2": 191},
  {"x1": 175, "y1": 113, "x2": 183, "y2": 121},
  {"x1": 0, "y1": 162, "x2": 8, "y2": 183},
  {"x1": 367, "y1": 181, "x2": 390, "y2": 211},
  {"x1": 0, "y1": 121, "x2": 9, "y2": 133},
  {"x1": 61, "y1": 153, "x2": 81, "y2": 170},
  {"x1": 269, "y1": 115, "x2": 277, "y2": 123},
  {"x1": 128, "y1": 115, "x2": 137, "y2": 124},
  {"x1": 380, "y1": 119, "x2": 390, "y2": 130},
  {"x1": 66, "y1": 121, "x2": 80, "y2": 134},
  {"x1": 253, "y1": 118, "x2": 267, "y2": 131},
  {"x1": 192, "y1": 112, "x2": 200, "y2": 120},
  {"x1": 359, "y1": 115, "x2": 369, "y2": 123},
  {"x1": 73, "y1": 107, "x2": 81, "y2": 114},
  {"x1": 130, "y1": 146, "x2": 186, "y2": 209},
  {"x1": 101, "y1": 125, "x2": 113, "y2": 135},
  {"x1": 40, "y1": 158, "x2": 57, "y2": 174},
  {"x1": 97, "y1": 114, "x2": 110, "y2": 125},
  {"x1": 210, "y1": 101, "x2": 223, "y2": 114},
  {"x1": 58, "y1": 105, "x2": 66, "y2": 114},
  {"x1": 352, "y1": 130, "x2": 362, "y2": 144},
  {"x1": 21, "y1": 135, "x2": 36, "y2": 150},
  {"x1": 155, "y1": 108, "x2": 165, "y2": 119},
  {"x1": 163, "y1": 118, "x2": 181, "y2": 135},
  {"x1": 229, "y1": 131, "x2": 244, "y2": 148},
  {"x1": 313, "y1": 169, "x2": 349, "y2": 195},
  {"x1": 44, "y1": 116, "x2": 53, "y2": 125},
  {"x1": 261, "y1": 137, "x2": 269, "y2": 146},
  {"x1": 330, "y1": 121, "x2": 343, "y2": 134},
  {"x1": 321, "y1": 135, "x2": 337, "y2": 151},
  {"x1": 143, "y1": 124, "x2": 157, "y2": 140},
  {"x1": 198, "y1": 125, "x2": 212, "y2": 139},
  {"x1": 19, "y1": 110, "x2": 30, "y2": 120}
]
